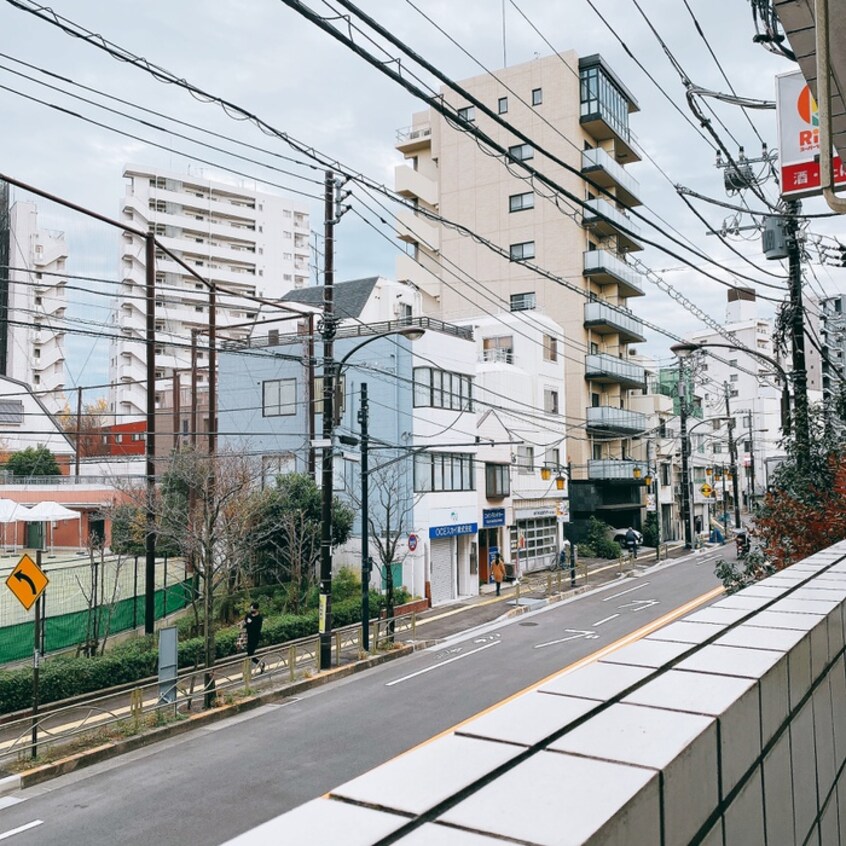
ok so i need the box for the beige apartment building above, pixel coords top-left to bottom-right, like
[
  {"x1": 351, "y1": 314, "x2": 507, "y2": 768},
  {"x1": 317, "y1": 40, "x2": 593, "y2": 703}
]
[{"x1": 394, "y1": 52, "x2": 648, "y2": 531}]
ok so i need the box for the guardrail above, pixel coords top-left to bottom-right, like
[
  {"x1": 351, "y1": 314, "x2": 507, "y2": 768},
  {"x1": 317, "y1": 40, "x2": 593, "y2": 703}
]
[{"x1": 0, "y1": 613, "x2": 415, "y2": 767}]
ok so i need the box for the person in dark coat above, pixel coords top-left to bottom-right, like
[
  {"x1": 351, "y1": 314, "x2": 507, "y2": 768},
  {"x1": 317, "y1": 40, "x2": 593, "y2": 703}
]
[
  {"x1": 244, "y1": 602, "x2": 266, "y2": 674},
  {"x1": 625, "y1": 527, "x2": 639, "y2": 560}
]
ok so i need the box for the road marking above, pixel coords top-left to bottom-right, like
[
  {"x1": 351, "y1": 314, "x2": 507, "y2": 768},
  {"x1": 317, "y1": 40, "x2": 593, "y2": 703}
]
[
  {"x1": 386, "y1": 641, "x2": 501, "y2": 687},
  {"x1": 592, "y1": 614, "x2": 619, "y2": 626},
  {"x1": 0, "y1": 821, "x2": 43, "y2": 841},
  {"x1": 618, "y1": 598, "x2": 660, "y2": 612},
  {"x1": 534, "y1": 629, "x2": 600, "y2": 649},
  {"x1": 602, "y1": 582, "x2": 650, "y2": 602}
]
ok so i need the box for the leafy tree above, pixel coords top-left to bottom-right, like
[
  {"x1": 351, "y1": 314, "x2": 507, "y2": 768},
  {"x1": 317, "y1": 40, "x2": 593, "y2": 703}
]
[
  {"x1": 585, "y1": 516, "x2": 622, "y2": 559},
  {"x1": 250, "y1": 472, "x2": 354, "y2": 612},
  {"x1": 5, "y1": 444, "x2": 60, "y2": 477},
  {"x1": 59, "y1": 397, "x2": 110, "y2": 457},
  {"x1": 642, "y1": 512, "x2": 659, "y2": 548}
]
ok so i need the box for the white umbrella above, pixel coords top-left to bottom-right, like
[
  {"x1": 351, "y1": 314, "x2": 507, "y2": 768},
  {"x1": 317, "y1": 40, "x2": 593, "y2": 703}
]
[
  {"x1": 0, "y1": 499, "x2": 33, "y2": 552},
  {"x1": 23, "y1": 501, "x2": 82, "y2": 553}
]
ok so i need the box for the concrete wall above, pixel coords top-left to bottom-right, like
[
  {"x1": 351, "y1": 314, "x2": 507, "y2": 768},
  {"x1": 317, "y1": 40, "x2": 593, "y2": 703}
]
[{"x1": 226, "y1": 539, "x2": 846, "y2": 845}]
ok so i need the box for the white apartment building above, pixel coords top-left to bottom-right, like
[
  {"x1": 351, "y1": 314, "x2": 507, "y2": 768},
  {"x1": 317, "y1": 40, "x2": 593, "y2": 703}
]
[
  {"x1": 111, "y1": 165, "x2": 311, "y2": 420},
  {"x1": 691, "y1": 289, "x2": 784, "y2": 507},
  {"x1": 460, "y1": 311, "x2": 568, "y2": 581},
  {"x1": 818, "y1": 294, "x2": 846, "y2": 413},
  {"x1": 6, "y1": 200, "x2": 67, "y2": 415},
  {"x1": 393, "y1": 52, "x2": 648, "y2": 535}
]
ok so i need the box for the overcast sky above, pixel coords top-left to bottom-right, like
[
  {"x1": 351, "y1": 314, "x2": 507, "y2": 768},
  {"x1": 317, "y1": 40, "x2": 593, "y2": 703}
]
[{"x1": 0, "y1": 0, "x2": 843, "y2": 402}]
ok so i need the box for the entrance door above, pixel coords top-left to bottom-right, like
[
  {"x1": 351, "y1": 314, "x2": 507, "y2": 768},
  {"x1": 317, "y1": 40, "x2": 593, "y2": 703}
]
[{"x1": 26, "y1": 521, "x2": 43, "y2": 550}]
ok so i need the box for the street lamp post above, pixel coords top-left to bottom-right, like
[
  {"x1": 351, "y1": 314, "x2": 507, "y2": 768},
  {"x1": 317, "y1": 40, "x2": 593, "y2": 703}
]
[{"x1": 323, "y1": 325, "x2": 425, "y2": 663}]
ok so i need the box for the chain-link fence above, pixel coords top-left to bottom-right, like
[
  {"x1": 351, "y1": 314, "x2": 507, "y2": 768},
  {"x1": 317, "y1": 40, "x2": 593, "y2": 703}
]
[{"x1": 0, "y1": 552, "x2": 193, "y2": 664}]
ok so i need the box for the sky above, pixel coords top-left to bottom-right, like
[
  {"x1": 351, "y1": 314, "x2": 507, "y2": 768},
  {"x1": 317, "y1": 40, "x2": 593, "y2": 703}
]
[{"x1": 0, "y1": 0, "x2": 844, "y2": 406}]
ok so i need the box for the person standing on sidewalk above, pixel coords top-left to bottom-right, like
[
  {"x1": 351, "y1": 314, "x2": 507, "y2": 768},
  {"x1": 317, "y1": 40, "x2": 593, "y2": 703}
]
[
  {"x1": 244, "y1": 602, "x2": 266, "y2": 674},
  {"x1": 491, "y1": 555, "x2": 506, "y2": 597}
]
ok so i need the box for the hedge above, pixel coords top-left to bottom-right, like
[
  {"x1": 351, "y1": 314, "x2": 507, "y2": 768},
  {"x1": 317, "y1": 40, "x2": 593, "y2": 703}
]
[{"x1": 0, "y1": 595, "x2": 370, "y2": 714}]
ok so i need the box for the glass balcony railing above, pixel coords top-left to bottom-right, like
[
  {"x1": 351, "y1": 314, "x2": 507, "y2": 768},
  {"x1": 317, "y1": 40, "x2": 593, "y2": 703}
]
[
  {"x1": 582, "y1": 198, "x2": 641, "y2": 250},
  {"x1": 583, "y1": 301, "x2": 645, "y2": 343},
  {"x1": 586, "y1": 406, "x2": 647, "y2": 435},
  {"x1": 587, "y1": 459, "x2": 641, "y2": 481},
  {"x1": 581, "y1": 148, "x2": 640, "y2": 206},
  {"x1": 583, "y1": 250, "x2": 644, "y2": 298},
  {"x1": 585, "y1": 353, "x2": 645, "y2": 388}
]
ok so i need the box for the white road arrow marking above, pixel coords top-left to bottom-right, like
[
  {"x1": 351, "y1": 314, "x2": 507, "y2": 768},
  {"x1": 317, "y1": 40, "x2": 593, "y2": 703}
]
[
  {"x1": 387, "y1": 641, "x2": 501, "y2": 686},
  {"x1": 592, "y1": 614, "x2": 620, "y2": 626},
  {"x1": 618, "y1": 598, "x2": 661, "y2": 612},
  {"x1": 0, "y1": 821, "x2": 43, "y2": 841},
  {"x1": 534, "y1": 629, "x2": 600, "y2": 649},
  {"x1": 602, "y1": 582, "x2": 650, "y2": 602}
]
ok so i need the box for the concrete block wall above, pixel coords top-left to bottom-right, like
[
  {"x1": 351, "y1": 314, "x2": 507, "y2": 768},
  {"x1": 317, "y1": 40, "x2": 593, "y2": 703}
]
[{"x1": 224, "y1": 541, "x2": 846, "y2": 846}]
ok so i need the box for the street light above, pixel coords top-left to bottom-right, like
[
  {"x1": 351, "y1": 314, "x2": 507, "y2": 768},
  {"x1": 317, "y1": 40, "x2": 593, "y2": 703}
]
[{"x1": 320, "y1": 325, "x2": 425, "y2": 665}]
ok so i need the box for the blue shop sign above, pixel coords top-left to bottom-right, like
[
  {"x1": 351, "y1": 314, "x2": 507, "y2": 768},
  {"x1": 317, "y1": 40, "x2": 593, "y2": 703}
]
[
  {"x1": 429, "y1": 522, "x2": 479, "y2": 539},
  {"x1": 482, "y1": 508, "x2": 506, "y2": 528}
]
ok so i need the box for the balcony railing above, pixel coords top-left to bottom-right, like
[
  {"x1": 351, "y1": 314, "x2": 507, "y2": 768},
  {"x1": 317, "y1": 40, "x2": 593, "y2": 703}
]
[
  {"x1": 583, "y1": 250, "x2": 645, "y2": 298},
  {"x1": 587, "y1": 459, "x2": 641, "y2": 481},
  {"x1": 585, "y1": 353, "x2": 645, "y2": 388},
  {"x1": 582, "y1": 198, "x2": 642, "y2": 251},
  {"x1": 585, "y1": 406, "x2": 647, "y2": 435},
  {"x1": 583, "y1": 301, "x2": 645, "y2": 343},
  {"x1": 395, "y1": 123, "x2": 432, "y2": 149},
  {"x1": 479, "y1": 349, "x2": 515, "y2": 365},
  {"x1": 581, "y1": 148, "x2": 641, "y2": 207}
]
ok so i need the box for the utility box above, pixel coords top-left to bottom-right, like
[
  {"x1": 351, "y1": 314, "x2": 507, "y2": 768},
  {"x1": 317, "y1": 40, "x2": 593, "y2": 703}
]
[{"x1": 762, "y1": 216, "x2": 789, "y2": 260}]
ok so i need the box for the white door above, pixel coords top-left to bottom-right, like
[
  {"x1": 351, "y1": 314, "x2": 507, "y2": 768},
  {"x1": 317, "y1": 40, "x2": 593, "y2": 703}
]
[{"x1": 430, "y1": 538, "x2": 456, "y2": 605}]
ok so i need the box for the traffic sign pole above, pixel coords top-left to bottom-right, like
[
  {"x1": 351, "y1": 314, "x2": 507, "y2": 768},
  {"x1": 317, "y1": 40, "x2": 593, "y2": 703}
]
[{"x1": 31, "y1": 550, "x2": 42, "y2": 760}]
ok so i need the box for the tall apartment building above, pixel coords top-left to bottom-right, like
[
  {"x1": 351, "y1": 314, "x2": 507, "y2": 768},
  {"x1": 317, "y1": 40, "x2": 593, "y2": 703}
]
[
  {"x1": 393, "y1": 53, "x2": 647, "y2": 531},
  {"x1": 4, "y1": 197, "x2": 67, "y2": 415},
  {"x1": 818, "y1": 295, "x2": 846, "y2": 416},
  {"x1": 111, "y1": 165, "x2": 311, "y2": 420}
]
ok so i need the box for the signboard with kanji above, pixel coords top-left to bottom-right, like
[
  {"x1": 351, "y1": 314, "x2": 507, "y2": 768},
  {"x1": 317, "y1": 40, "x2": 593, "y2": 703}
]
[{"x1": 5, "y1": 553, "x2": 48, "y2": 611}]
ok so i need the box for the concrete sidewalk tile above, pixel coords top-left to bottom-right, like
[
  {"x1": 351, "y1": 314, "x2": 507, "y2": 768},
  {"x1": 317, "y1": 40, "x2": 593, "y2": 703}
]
[
  {"x1": 712, "y1": 594, "x2": 773, "y2": 611},
  {"x1": 599, "y1": 638, "x2": 691, "y2": 669},
  {"x1": 646, "y1": 620, "x2": 726, "y2": 645},
  {"x1": 714, "y1": 623, "x2": 806, "y2": 654},
  {"x1": 683, "y1": 606, "x2": 750, "y2": 626},
  {"x1": 770, "y1": 596, "x2": 841, "y2": 616},
  {"x1": 746, "y1": 609, "x2": 825, "y2": 631},
  {"x1": 330, "y1": 734, "x2": 521, "y2": 816},
  {"x1": 737, "y1": 584, "x2": 793, "y2": 599},
  {"x1": 548, "y1": 703, "x2": 718, "y2": 846},
  {"x1": 538, "y1": 661, "x2": 652, "y2": 702},
  {"x1": 440, "y1": 750, "x2": 660, "y2": 846}
]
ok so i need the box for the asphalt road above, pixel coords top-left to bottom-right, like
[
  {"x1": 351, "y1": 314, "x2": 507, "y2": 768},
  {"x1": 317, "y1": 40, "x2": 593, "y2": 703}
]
[{"x1": 0, "y1": 547, "x2": 728, "y2": 846}]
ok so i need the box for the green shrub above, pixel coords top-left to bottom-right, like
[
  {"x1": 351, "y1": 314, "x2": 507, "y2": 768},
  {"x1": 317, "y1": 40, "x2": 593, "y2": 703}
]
[
  {"x1": 642, "y1": 512, "x2": 659, "y2": 548},
  {"x1": 585, "y1": 516, "x2": 623, "y2": 560},
  {"x1": 575, "y1": 543, "x2": 596, "y2": 558}
]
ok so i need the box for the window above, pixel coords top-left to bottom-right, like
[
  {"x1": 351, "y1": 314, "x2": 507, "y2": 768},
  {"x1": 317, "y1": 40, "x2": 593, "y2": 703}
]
[
  {"x1": 543, "y1": 335, "x2": 558, "y2": 362},
  {"x1": 498, "y1": 96, "x2": 508, "y2": 114},
  {"x1": 544, "y1": 389, "x2": 559, "y2": 415},
  {"x1": 714, "y1": 443, "x2": 723, "y2": 454},
  {"x1": 510, "y1": 292, "x2": 536, "y2": 311},
  {"x1": 482, "y1": 335, "x2": 514, "y2": 364},
  {"x1": 729, "y1": 359, "x2": 738, "y2": 367},
  {"x1": 532, "y1": 87, "x2": 543, "y2": 106},
  {"x1": 729, "y1": 374, "x2": 739, "y2": 383},
  {"x1": 0, "y1": 400, "x2": 24, "y2": 426},
  {"x1": 414, "y1": 452, "x2": 475, "y2": 492},
  {"x1": 580, "y1": 62, "x2": 631, "y2": 142},
  {"x1": 485, "y1": 463, "x2": 510, "y2": 498},
  {"x1": 590, "y1": 341, "x2": 599, "y2": 355},
  {"x1": 730, "y1": 389, "x2": 739, "y2": 398},
  {"x1": 457, "y1": 106, "x2": 475, "y2": 123},
  {"x1": 509, "y1": 192, "x2": 535, "y2": 212},
  {"x1": 545, "y1": 447, "x2": 560, "y2": 468},
  {"x1": 413, "y1": 367, "x2": 474, "y2": 411},
  {"x1": 744, "y1": 441, "x2": 752, "y2": 452},
  {"x1": 509, "y1": 242, "x2": 535, "y2": 262},
  {"x1": 508, "y1": 143, "x2": 533, "y2": 161},
  {"x1": 313, "y1": 375, "x2": 346, "y2": 415},
  {"x1": 516, "y1": 444, "x2": 535, "y2": 475},
  {"x1": 263, "y1": 378, "x2": 297, "y2": 416},
  {"x1": 509, "y1": 517, "x2": 557, "y2": 562}
]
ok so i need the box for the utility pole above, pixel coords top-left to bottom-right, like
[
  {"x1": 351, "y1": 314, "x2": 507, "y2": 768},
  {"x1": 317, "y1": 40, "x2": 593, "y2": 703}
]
[
  {"x1": 358, "y1": 384, "x2": 371, "y2": 653},
  {"x1": 724, "y1": 383, "x2": 741, "y2": 529},
  {"x1": 144, "y1": 233, "x2": 157, "y2": 636},
  {"x1": 785, "y1": 199, "x2": 810, "y2": 472},
  {"x1": 318, "y1": 170, "x2": 336, "y2": 670},
  {"x1": 678, "y1": 371, "x2": 693, "y2": 549},
  {"x1": 747, "y1": 413, "x2": 757, "y2": 509},
  {"x1": 648, "y1": 439, "x2": 663, "y2": 560}
]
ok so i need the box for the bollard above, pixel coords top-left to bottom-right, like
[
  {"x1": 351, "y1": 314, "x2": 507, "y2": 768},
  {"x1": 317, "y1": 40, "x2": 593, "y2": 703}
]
[
  {"x1": 289, "y1": 645, "x2": 296, "y2": 683},
  {"x1": 515, "y1": 581, "x2": 521, "y2": 605},
  {"x1": 411, "y1": 613, "x2": 416, "y2": 642}
]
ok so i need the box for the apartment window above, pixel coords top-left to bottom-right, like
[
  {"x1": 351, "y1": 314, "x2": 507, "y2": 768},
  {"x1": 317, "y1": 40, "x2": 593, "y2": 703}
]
[
  {"x1": 714, "y1": 443, "x2": 723, "y2": 454},
  {"x1": 263, "y1": 378, "x2": 297, "y2": 417},
  {"x1": 457, "y1": 106, "x2": 475, "y2": 123},
  {"x1": 0, "y1": 400, "x2": 24, "y2": 426},
  {"x1": 498, "y1": 96, "x2": 508, "y2": 114},
  {"x1": 730, "y1": 389, "x2": 739, "y2": 398},
  {"x1": 414, "y1": 452, "x2": 475, "y2": 492},
  {"x1": 516, "y1": 444, "x2": 535, "y2": 475},
  {"x1": 510, "y1": 291, "x2": 536, "y2": 311},
  {"x1": 544, "y1": 389, "x2": 559, "y2": 415},
  {"x1": 509, "y1": 241, "x2": 535, "y2": 262},
  {"x1": 413, "y1": 367, "x2": 474, "y2": 411},
  {"x1": 509, "y1": 192, "x2": 535, "y2": 212},
  {"x1": 508, "y1": 143, "x2": 533, "y2": 162},
  {"x1": 729, "y1": 359, "x2": 738, "y2": 367},
  {"x1": 729, "y1": 374, "x2": 739, "y2": 383},
  {"x1": 590, "y1": 342, "x2": 599, "y2": 355},
  {"x1": 543, "y1": 335, "x2": 558, "y2": 362},
  {"x1": 592, "y1": 443, "x2": 602, "y2": 460},
  {"x1": 744, "y1": 441, "x2": 752, "y2": 452},
  {"x1": 33, "y1": 348, "x2": 40, "y2": 359},
  {"x1": 545, "y1": 447, "x2": 560, "y2": 468},
  {"x1": 485, "y1": 463, "x2": 510, "y2": 499},
  {"x1": 313, "y1": 375, "x2": 346, "y2": 415},
  {"x1": 482, "y1": 335, "x2": 514, "y2": 364},
  {"x1": 532, "y1": 87, "x2": 543, "y2": 106}
]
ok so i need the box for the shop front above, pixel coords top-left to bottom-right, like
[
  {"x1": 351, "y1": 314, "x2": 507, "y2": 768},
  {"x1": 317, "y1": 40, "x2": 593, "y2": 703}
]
[
  {"x1": 428, "y1": 515, "x2": 478, "y2": 605},
  {"x1": 511, "y1": 505, "x2": 561, "y2": 576},
  {"x1": 478, "y1": 507, "x2": 506, "y2": 585}
]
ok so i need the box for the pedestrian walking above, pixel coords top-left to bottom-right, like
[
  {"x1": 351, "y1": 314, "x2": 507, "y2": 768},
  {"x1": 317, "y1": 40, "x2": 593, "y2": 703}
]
[
  {"x1": 491, "y1": 554, "x2": 506, "y2": 597},
  {"x1": 244, "y1": 601, "x2": 266, "y2": 674},
  {"x1": 625, "y1": 527, "x2": 639, "y2": 561}
]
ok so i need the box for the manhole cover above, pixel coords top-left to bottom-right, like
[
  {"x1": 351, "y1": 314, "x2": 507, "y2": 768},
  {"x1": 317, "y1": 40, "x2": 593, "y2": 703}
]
[{"x1": 519, "y1": 621, "x2": 539, "y2": 627}]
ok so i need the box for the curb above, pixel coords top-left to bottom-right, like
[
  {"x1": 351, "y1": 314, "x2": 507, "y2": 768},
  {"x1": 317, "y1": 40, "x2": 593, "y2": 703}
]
[{"x1": 11, "y1": 644, "x2": 414, "y2": 791}]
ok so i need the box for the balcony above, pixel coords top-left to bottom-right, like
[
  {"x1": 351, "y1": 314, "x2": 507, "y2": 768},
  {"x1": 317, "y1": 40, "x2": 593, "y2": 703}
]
[
  {"x1": 395, "y1": 122, "x2": 432, "y2": 153},
  {"x1": 587, "y1": 459, "x2": 642, "y2": 481},
  {"x1": 585, "y1": 353, "x2": 645, "y2": 389},
  {"x1": 581, "y1": 148, "x2": 641, "y2": 207},
  {"x1": 582, "y1": 198, "x2": 642, "y2": 252},
  {"x1": 397, "y1": 210, "x2": 440, "y2": 251},
  {"x1": 395, "y1": 165, "x2": 438, "y2": 206},
  {"x1": 586, "y1": 406, "x2": 647, "y2": 436},
  {"x1": 583, "y1": 250, "x2": 645, "y2": 298},
  {"x1": 479, "y1": 349, "x2": 515, "y2": 366},
  {"x1": 583, "y1": 301, "x2": 645, "y2": 344}
]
